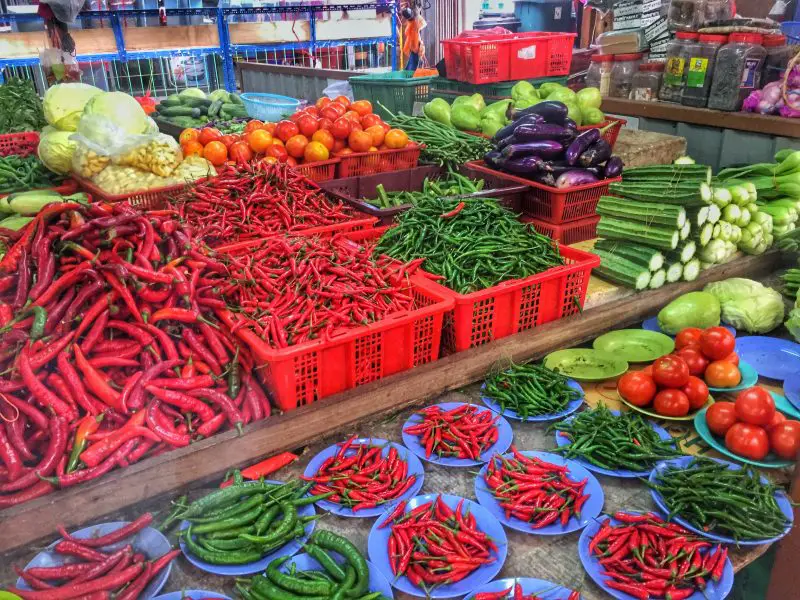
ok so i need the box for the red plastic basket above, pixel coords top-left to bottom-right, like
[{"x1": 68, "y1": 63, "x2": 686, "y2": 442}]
[
  {"x1": 506, "y1": 32, "x2": 576, "y2": 80},
  {"x1": 73, "y1": 175, "x2": 204, "y2": 210},
  {"x1": 0, "y1": 132, "x2": 40, "y2": 157},
  {"x1": 521, "y1": 214, "x2": 600, "y2": 245},
  {"x1": 577, "y1": 118, "x2": 627, "y2": 150},
  {"x1": 292, "y1": 158, "x2": 340, "y2": 183},
  {"x1": 217, "y1": 272, "x2": 453, "y2": 411},
  {"x1": 466, "y1": 161, "x2": 621, "y2": 224},
  {"x1": 336, "y1": 144, "x2": 422, "y2": 178}
]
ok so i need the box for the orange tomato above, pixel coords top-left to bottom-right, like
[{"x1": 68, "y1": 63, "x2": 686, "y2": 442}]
[
  {"x1": 261, "y1": 156, "x2": 279, "y2": 165},
  {"x1": 266, "y1": 144, "x2": 289, "y2": 163},
  {"x1": 198, "y1": 127, "x2": 222, "y2": 146},
  {"x1": 348, "y1": 130, "x2": 372, "y2": 153},
  {"x1": 182, "y1": 140, "x2": 204, "y2": 157},
  {"x1": 244, "y1": 120, "x2": 266, "y2": 134},
  {"x1": 368, "y1": 146, "x2": 378, "y2": 152},
  {"x1": 202, "y1": 140, "x2": 228, "y2": 166},
  {"x1": 179, "y1": 128, "x2": 201, "y2": 145},
  {"x1": 297, "y1": 115, "x2": 319, "y2": 138},
  {"x1": 350, "y1": 100, "x2": 373, "y2": 117},
  {"x1": 384, "y1": 129, "x2": 409, "y2": 149},
  {"x1": 360, "y1": 113, "x2": 382, "y2": 128},
  {"x1": 332, "y1": 139, "x2": 347, "y2": 153},
  {"x1": 704, "y1": 361, "x2": 742, "y2": 388},
  {"x1": 304, "y1": 141, "x2": 330, "y2": 163},
  {"x1": 271, "y1": 138, "x2": 284, "y2": 147},
  {"x1": 229, "y1": 141, "x2": 254, "y2": 163},
  {"x1": 335, "y1": 147, "x2": 354, "y2": 156},
  {"x1": 344, "y1": 110, "x2": 362, "y2": 122},
  {"x1": 218, "y1": 134, "x2": 238, "y2": 149},
  {"x1": 285, "y1": 134, "x2": 309, "y2": 159},
  {"x1": 316, "y1": 96, "x2": 332, "y2": 109},
  {"x1": 286, "y1": 156, "x2": 298, "y2": 167},
  {"x1": 334, "y1": 95, "x2": 351, "y2": 109},
  {"x1": 365, "y1": 125, "x2": 385, "y2": 147},
  {"x1": 311, "y1": 129, "x2": 335, "y2": 151},
  {"x1": 263, "y1": 122, "x2": 277, "y2": 135},
  {"x1": 275, "y1": 120, "x2": 300, "y2": 143},
  {"x1": 248, "y1": 129, "x2": 274, "y2": 154}
]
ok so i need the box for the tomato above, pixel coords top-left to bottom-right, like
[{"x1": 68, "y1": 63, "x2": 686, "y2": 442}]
[
  {"x1": 384, "y1": 128, "x2": 409, "y2": 149},
  {"x1": 342, "y1": 110, "x2": 361, "y2": 123},
  {"x1": 332, "y1": 139, "x2": 347, "y2": 153},
  {"x1": 379, "y1": 121, "x2": 392, "y2": 133},
  {"x1": 653, "y1": 389, "x2": 691, "y2": 417},
  {"x1": 218, "y1": 134, "x2": 238, "y2": 149},
  {"x1": 675, "y1": 328, "x2": 703, "y2": 350},
  {"x1": 179, "y1": 128, "x2": 200, "y2": 145},
  {"x1": 316, "y1": 97, "x2": 332, "y2": 110},
  {"x1": 331, "y1": 117, "x2": 353, "y2": 140},
  {"x1": 734, "y1": 387, "x2": 776, "y2": 426},
  {"x1": 275, "y1": 120, "x2": 300, "y2": 143},
  {"x1": 271, "y1": 138, "x2": 284, "y2": 147},
  {"x1": 725, "y1": 422, "x2": 769, "y2": 460},
  {"x1": 703, "y1": 361, "x2": 741, "y2": 388},
  {"x1": 334, "y1": 95, "x2": 351, "y2": 108},
  {"x1": 360, "y1": 113, "x2": 383, "y2": 128},
  {"x1": 349, "y1": 121, "x2": 363, "y2": 132},
  {"x1": 335, "y1": 147, "x2": 354, "y2": 156},
  {"x1": 318, "y1": 118, "x2": 333, "y2": 132},
  {"x1": 263, "y1": 122, "x2": 277, "y2": 136},
  {"x1": 721, "y1": 351, "x2": 739, "y2": 366},
  {"x1": 311, "y1": 129, "x2": 335, "y2": 151},
  {"x1": 675, "y1": 347, "x2": 709, "y2": 377},
  {"x1": 202, "y1": 140, "x2": 227, "y2": 166},
  {"x1": 705, "y1": 402, "x2": 737, "y2": 436},
  {"x1": 769, "y1": 421, "x2": 800, "y2": 460},
  {"x1": 285, "y1": 156, "x2": 298, "y2": 167},
  {"x1": 288, "y1": 112, "x2": 303, "y2": 124},
  {"x1": 198, "y1": 127, "x2": 222, "y2": 146},
  {"x1": 700, "y1": 327, "x2": 736, "y2": 360},
  {"x1": 265, "y1": 144, "x2": 288, "y2": 163},
  {"x1": 285, "y1": 134, "x2": 309, "y2": 159},
  {"x1": 228, "y1": 141, "x2": 253, "y2": 164},
  {"x1": 244, "y1": 120, "x2": 265, "y2": 134},
  {"x1": 652, "y1": 355, "x2": 690, "y2": 388},
  {"x1": 641, "y1": 365, "x2": 653, "y2": 377},
  {"x1": 617, "y1": 372, "x2": 657, "y2": 407},
  {"x1": 350, "y1": 99, "x2": 373, "y2": 116},
  {"x1": 766, "y1": 411, "x2": 786, "y2": 432},
  {"x1": 297, "y1": 115, "x2": 319, "y2": 138},
  {"x1": 365, "y1": 125, "x2": 385, "y2": 147},
  {"x1": 681, "y1": 376, "x2": 709, "y2": 410},
  {"x1": 247, "y1": 129, "x2": 273, "y2": 154},
  {"x1": 348, "y1": 130, "x2": 372, "y2": 153},
  {"x1": 260, "y1": 156, "x2": 279, "y2": 165},
  {"x1": 303, "y1": 141, "x2": 330, "y2": 163},
  {"x1": 304, "y1": 106, "x2": 320, "y2": 118},
  {"x1": 320, "y1": 106, "x2": 342, "y2": 122},
  {"x1": 182, "y1": 141, "x2": 204, "y2": 157}
]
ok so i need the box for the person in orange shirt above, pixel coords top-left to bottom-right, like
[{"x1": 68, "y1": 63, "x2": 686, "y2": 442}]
[{"x1": 401, "y1": 5, "x2": 427, "y2": 71}]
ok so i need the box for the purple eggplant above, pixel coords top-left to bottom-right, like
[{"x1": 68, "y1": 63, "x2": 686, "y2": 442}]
[
  {"x1": 565, "y1": 129, "x2": 600, "y2": 166},
  {"x1": 540, "y1": 161, "x2": 573, "y2": 177},
  {"x1": 495, "y1": 155, "x2": 546, "y2": 175},
  {"x1": 512, "y1": 124, "x2": 575, "y2": 143},
  {"x1": 555, "y1": 169, "x2": 599, "y2": 188},
  {"x1": 492, "y1": 114, "x2": 544, "y2": 142},
  {"x1": 484, "y1": 150, "x2": 502, "y2": 168},
  {"x1": 578, "y1": 139, "x2": 613, "y2": 168},
  {"x1": 564, "y1": 118, "x2": 577, "y2": 129},
  {"x1": 501, "y1": 140, "x2": 564, "y2": 160},
  {"x1": 533, "y1": 172, "x2": 557, "y2": 187},
  {"x1": 506, "y1": 101, "x2": 569, "y2": 125},
  {"x1": 604, "y1": 156, "x2": 624, "y2": 178}
]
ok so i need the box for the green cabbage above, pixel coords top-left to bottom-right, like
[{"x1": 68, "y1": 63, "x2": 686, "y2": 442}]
[
  {"x1": 43, "y1": 83, "x2": 102, "y2": 131},
  {"x1": 37, "y1": 126, "x2": 77, "y2": 175},
  {"x1": 83, "y1": 91, "x2": 149, "y2": 135},
  {"x1": 704, "y1": 278, "x2": 785, "y2": 333},
  {"x1": 179, "y1": 88, "x2": 207, "y2": 100},
  {"x1": 788, "y1": 307, "x2": 800, "y2": 343}
]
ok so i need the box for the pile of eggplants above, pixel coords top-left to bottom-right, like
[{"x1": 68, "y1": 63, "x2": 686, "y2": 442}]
[{"x1": 484, "y1": 101, "x2": 624, "y2": 188}]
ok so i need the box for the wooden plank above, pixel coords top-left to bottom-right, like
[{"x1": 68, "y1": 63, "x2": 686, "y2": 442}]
[
  {"x1": 0, "y1": 251, "x2": 782, "y2": 555},
  {"x1": 0, "y1": 29, "x2": 118, "y2": 58},
  {"x1": 229, "y1": 21, "x2": 311, "y2": 45},
  {"x1": 123, "y1": 24, "x2": 220, "y2": 51}
]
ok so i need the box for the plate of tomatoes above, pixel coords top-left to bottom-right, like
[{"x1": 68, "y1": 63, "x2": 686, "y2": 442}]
[
  {"x1": 695, "y1": 386, "x2": 800, "y2": 468},
  {"x1": 671, "y1": 326, "x2": 756, "y2": 393}
]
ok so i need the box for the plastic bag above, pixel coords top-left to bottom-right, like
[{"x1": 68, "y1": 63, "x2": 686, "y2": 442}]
[
  {"x1": 323, "y1": 80, "x2": 353, "y2": 101},
  {"x1": 39, "y1": 48, "x2": 81, "y2": 84},
  {"x1": 43, "y1": 0, "x2": 86, "y2": 24}
]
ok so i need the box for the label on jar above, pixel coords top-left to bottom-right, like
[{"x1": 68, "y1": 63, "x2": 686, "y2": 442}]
[
  {"x1": 740, "y1": 58, "x2": 761, "y2": 90},
  {"x1": 664, "y1": 56, "x2": 685, "y2": 86},
  {"x1": 600, "y1": 71, "x2": 611, "y2": 97},
  {"x1": 686, "y1": 57, "x2": 709, "y2": 88},
  {"x1": 632, "y1": 87, "x2": 655, "y2": 101}
]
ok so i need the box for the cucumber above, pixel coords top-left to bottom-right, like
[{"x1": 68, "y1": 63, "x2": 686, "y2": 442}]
[
  {"x1": 221, "y1": 103, "x2": 248, "y2": 118},
  {"x1": 161, "y1": 94, "x2": 183, "y2": 107},
  {"x1": 8, "y1": 190, "x2": 63, "y2": 215},
  {"x1": 666, "y1": 262, "x2": 683, "y2": 283},
  {"x1": 683, "y1": 258, "x2": 701, "y2": 281},
  {"x1": 0, "y1": 215, "x2": 34, "y2": 231},
  {"x1": 597, "y1": 216, "x2": 679, "y2": 251},
  {"x1": 208, "y1": 99, "x2": 223, "y2": 118},
  {"x1": 159, "y1": 106, "x2": 200, "y2": 117},
  {"x1": 649, "y1": 269, "x2": 667, "y2": 289},
  {"x1": 594, "y1": 254, "x2": 652, "y2": 291},
  {"x1": 597, "y1": 196, "x2": 686, "y2": 228},
  {"x1": 593, "y1": 240, "x2": 665, "y2": 271},
  {"x1": 181, "y1": 97, "x2": 213, "y2": 108},
  {"x1": 229, "y1": 93, "x2": 244, "y2": 105}
]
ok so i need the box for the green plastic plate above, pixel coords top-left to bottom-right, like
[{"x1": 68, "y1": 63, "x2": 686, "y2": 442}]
[
  {"x1": 618, "y1": 393, "x2": 714, "y2": 422},
  {"x1": 593, "y1": 330, "x2": 675, "y2": 363},
  {"x1": 543, "y1": 349, "x2": 628, "y2": 382}
]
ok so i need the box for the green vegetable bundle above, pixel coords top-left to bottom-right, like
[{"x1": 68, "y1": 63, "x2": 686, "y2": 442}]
[
  {"x1": 375, "y1": 196, "x2": 563, "y2": 294},
  {"x1": 368, "y1": 171, "x2": 485, "y2": 209},
  {"x1": 483, "y1": 362, "x2": 581, "y2": 418},
  {"x1": 386, "y1": 112, "x2": 492, "y2": 167},
  {"x1": 0, "y1": 154, "x2": 65, "y2": 194},
  {"x1": 0, "y1": 78, "x2": 46, "y2": 134}
]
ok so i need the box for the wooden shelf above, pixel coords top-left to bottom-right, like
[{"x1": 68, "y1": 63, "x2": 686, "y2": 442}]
[{"x1": 602, "y1": 98, "x2": 800, "y2": 139}]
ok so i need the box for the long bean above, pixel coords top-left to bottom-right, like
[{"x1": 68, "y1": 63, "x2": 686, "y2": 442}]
[
  {"x1": 0, "y1": 154, "x2": 64, "y2": 194},
  {"x1": 386, "y1": 112, "x2": 492, "y2": 166},
  {"x1": 484, "y1": 362, "x2": 581, "y2": 418}
]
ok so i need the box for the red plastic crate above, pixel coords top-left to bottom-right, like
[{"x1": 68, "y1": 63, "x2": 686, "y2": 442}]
[
  {"x1": 506, "y1": 32, "x2": 576, "y2": 80},
  {"x1": 336, "y1": 144, "x2": 422, "y2": 178},
  {"x1": 74, "y1": 175, "x2": 204, "y2": 210},
  {"x1": 521, "y1": 214, "x2": 600, "y2": 245},
  {"x1": 466, "y1": 160, "x2": 620, "y2": 224},
  {"x1": 293, "y1": 158, "x2": 339, "y2": 183},
  {"x1": 216, "y1": 272, "x2": 453, "y2": 411},
  {"x1": 0, "y1": 132, "x2": 40, "y2": 157},
  {"x1": 577, "y1": 118, "x2": 627, "y2": 151}
]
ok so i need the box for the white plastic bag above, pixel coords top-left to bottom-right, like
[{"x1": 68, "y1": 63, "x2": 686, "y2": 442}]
[{"x1": 323, "y1": 80, "x2": 353, "y2": 101}]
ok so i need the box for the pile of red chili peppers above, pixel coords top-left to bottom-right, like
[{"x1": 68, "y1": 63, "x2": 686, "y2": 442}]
[
  {"x1": 173, "y1": 162, "x2": 362, "y2": 246},
  {"x1": 474, "y1": 581, "x2": 580, "y2": 600},
  {"x1": 483, "y1": 449, "x2": 590, "y2": 529},
  {"x1": 380, "y1": 495, "x2": 498, "y2": 590},
  {"x1": 10, "y1": 512, "x2": 180, "y2": 599},
  {"x1": 303, "y1": 436, "x2": 417, "y2": 512},
  {"x1": 589, "y1": 511, "x2": 728, "y2": 599},
  {"x1": 403, "y1": 404, "x2": 499, "y2": 460},
  {"x1": 0, "y1": 201, "x2": 271, "y2": 508}
]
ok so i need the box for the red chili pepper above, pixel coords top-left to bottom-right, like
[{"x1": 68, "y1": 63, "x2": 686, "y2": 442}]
[
  {"x1": 9, "y1": 563, "x2": 145, "y2": 600},
  {"x1": 440, "y1": 201, "x2": 466, "y2": 219}
]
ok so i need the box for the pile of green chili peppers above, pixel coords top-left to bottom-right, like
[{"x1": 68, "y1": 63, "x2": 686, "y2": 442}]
[
  {"x1": 647, "y1": 457, "x2": 791, "y2": 541},
  {"x1": 368, "y1": 172, "x2": 485, "y2": 209},
  {"x1": 175, "y1": 476, "x2": 327, "y2": 565},
  {"x1": 0, "y1": 78, "x2": 46, "y2": 134},
  {"x1": 239, "y1": 531, "x2": 387, "y2": 600},
  {"x1": 551, "y1": 405, "x2": 683, "y2": 472},
  {"x1": 375, "y1": 196, "x2": 563, "y2": 294},
  {"x1": 386, "y1": 112, "x2": 492, "y2": 167},
  {"x1": 484, "y1": 362, "x2": 582, "y2": 418},
  {"x1": 0, "y1": 154, "x2": 64, "y2": 195}
]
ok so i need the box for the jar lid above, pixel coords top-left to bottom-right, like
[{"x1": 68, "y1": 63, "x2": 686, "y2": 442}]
[
  {"x1": 728, "y1": 33, "x2": 764, "y2": 44},
  {"x1": 698, "y1": 34, "x2": 727, "y2": 44},
  {"x1": 676, "y1": 31, "x2": 699, "y2": 40},
  {"x1": 591, "y1": 54, "x2": 615, "y2": 63},
  {"x1": 762, "y1": 34, "x2": 787, "y2": 47},
  {"x1": 639, "y1": 62, "x2": 665, "y2": 71},
  {"x1": 614, "y1": 53, "x2": 644, "y2": 61}
]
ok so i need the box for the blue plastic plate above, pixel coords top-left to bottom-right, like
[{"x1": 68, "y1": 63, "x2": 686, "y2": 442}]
[
  {"x1": 368, "y1": 494, "x2": 508, "y2": 598},
  {"x1": 179, "y1": 480, "x2": 315, "y2": 576},
  {"x1": 401, "y1": 402, "x2": 513, "y2": 467},
  {"x1": 280, "y1": 553, "x2": 393, "y2": 599},
  {"x1": 554, "y1": 410, "x2": 674, "y2": 478},
  {"x1": 17, "y1": 522, "x2": 172, "y2": 599},
  {"x1": 578, "y1": 512, "x2": 734, "y2": 600},
  {"x1": 153, "y1": 592, "x2": 231, "y2": 600},
  {"x1": 465, "y1": 577, "x2": 577, "y2": 600},
  {"x1": 773, "y1": 391, "x2": 800, "y2": 419},
  {"x1": 784, "y1": 376, "x2": 800, "y2": 411},
  {"x1": 474, "y1": 450, "x2": 604, "y2": 536},
  {"x1": 706, "y1": 360, "x2": 758, "y2": 393},
  {"x1": 304, "y1": 438, "x2": 424, "y2": 517},
  {"x1": 736, "y1": 336, "x2": 800, "y2": 381},
  {"x1": 642, "y1": 316, "x2": 735, "y2": 337},
  {"x1": 692, "y1": 407, "x2": 794, "y2": 468},
  {"x1": 480, "y1": 379, "x2": 585, "y2": 422},
  {"x1": 649, "y1": 456, "x2": 794, "y2": 545}
]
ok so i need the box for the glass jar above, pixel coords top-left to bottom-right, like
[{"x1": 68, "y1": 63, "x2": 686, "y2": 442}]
[
  {"x1": 659, "y1": 32, "x2": 699, "y2": 103},
  {"x1": 703, "y1": 0, "x2": 733, "y2": 24},
  {"x1": 586, "y1": 54, "x2": 615, "y2": 97},
  {"x1": 610, "y1": 53, "x2": 644, "y2": 99},
  {"x1": 708, "y1": 33, "x2": 767, "y2": 112},
  {"x1": 630, "y1": 63, "x2": 664, "y2": 101},
  {"x1": 668, "y1": 0, "x2": 706, "y2": 32},
  {"x1": 762, "y1": 34, "x2": 795, "y2": 85},
  {"x1": 682, "y1": 34, "x2": 727, "y2": 107}
]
